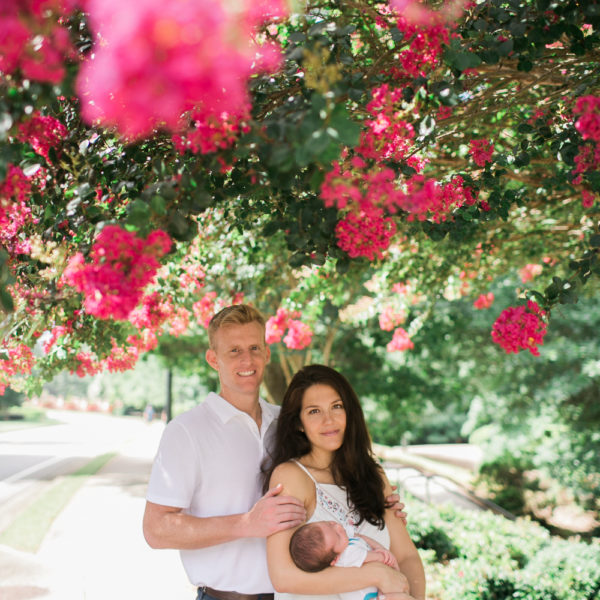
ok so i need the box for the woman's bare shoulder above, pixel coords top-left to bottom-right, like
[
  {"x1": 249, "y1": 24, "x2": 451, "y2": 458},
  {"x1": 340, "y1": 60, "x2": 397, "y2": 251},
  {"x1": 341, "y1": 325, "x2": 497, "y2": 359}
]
[{"x1": 270, "y1": 461, "x2": 314, "y2": 495}]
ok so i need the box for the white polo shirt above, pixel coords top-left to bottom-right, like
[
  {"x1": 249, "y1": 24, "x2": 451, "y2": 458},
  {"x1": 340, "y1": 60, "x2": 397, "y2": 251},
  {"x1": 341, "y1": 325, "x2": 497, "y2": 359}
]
[{"x1": 146, "y1": 392, "x2": 280, "y2": 592}]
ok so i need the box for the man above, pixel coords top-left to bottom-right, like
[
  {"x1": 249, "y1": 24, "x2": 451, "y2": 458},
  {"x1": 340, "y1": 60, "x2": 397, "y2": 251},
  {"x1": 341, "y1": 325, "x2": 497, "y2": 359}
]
[{"x1": 143, "y1": 304, "x2": 407, "y2": 600}]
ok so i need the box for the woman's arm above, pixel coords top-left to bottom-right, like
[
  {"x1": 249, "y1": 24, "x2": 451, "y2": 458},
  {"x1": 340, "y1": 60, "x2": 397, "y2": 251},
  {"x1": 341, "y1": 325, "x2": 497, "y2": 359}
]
[
  {"x1": 382, "y1": 475, "x2": 426, "y2": 600},
  {"x1": 266, "y1": 463, "x2": 410, "y2": 596}
]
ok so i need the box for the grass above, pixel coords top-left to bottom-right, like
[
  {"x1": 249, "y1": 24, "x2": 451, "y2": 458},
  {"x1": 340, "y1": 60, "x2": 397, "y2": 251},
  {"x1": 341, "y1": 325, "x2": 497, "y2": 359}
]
[
  {"x1": 0, "y1": 452, "x2": 116, "y2": 553},
  {"x1": 0, "y1": 406, "x2": 58, "y2": 432}
]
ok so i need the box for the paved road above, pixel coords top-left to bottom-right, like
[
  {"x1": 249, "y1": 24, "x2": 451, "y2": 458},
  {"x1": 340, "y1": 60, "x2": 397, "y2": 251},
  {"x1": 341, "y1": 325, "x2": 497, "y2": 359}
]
[{"x1": 1, "y1": 412, "x2": 195, "y2": 600}]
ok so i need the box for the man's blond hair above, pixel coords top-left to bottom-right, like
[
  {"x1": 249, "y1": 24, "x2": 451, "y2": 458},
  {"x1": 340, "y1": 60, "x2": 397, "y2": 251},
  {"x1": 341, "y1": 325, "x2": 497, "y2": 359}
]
[{"x1": 207, "y1": 304, "x2": 266, "y2": 349}]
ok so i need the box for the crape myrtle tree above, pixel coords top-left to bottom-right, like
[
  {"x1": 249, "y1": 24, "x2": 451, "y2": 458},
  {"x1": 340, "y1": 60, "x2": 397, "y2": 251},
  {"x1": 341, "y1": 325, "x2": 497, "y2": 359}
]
[{"x1": 1, "y1": 0, "x2": 600, "y2": 402}]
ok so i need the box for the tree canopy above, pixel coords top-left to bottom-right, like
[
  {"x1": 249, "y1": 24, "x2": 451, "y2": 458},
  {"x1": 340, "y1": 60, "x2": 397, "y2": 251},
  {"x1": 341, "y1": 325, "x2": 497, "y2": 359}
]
[{"x1": 1, "y1": 0, "x2": 599, "y2": 397}]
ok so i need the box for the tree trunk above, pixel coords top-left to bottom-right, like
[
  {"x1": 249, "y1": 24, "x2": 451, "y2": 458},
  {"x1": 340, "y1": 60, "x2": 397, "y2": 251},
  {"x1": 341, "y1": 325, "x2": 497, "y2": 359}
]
[{"x1": 263, "y1": 362, "x2": 288, "y2": 405}]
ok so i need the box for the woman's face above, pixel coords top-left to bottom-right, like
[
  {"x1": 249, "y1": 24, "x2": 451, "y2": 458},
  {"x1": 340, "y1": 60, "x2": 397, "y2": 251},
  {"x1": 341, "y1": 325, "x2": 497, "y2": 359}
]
[{"x1": 299, "y1": 384, "x2": 347, "y2": 456}]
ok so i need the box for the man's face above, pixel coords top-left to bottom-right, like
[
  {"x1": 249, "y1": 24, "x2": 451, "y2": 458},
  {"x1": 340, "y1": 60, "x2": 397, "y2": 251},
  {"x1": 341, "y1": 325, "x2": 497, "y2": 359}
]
[{"x1": 205, "y1": 321, "x2": 270, "y2": 402}]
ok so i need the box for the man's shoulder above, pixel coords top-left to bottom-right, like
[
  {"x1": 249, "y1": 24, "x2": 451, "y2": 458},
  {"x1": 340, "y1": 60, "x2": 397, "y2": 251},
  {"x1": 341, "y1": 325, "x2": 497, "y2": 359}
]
[{"x1": 169, "y1": 396, "x2": 217, "y2": 427}]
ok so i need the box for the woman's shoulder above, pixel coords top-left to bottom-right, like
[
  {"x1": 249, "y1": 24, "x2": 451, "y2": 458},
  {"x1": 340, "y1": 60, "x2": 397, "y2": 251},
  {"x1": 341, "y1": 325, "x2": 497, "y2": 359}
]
[{"x1": 270, "y1": 460, "x2": 314, "y2": 491}]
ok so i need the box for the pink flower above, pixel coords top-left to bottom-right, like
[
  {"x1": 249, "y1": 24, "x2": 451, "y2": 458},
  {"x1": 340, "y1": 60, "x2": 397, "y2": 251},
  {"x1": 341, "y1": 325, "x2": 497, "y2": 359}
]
[
  {"x1": 473, "y1": 292, "x2": 494, "y2": 310},
  {"x1": 491, "y1": 300, "x2": 548, "y2": 356},
  {"x1": 265, "y1": 308, "x2": 293, "y2": 344},
  {"x1": 335, "y1": 208, "x2": 396, "y2": 260},
  {"x1": 379, "y1": 306, "x2": 407, "y2": 331},
  {"x1": 0, "y1": 165, "x2": 34, "y2": 251},
  {"x1": 519, "y1": 263, "x2": 543, "y2": 283},
  {"x1": 77, "y1": 0, "x2": 287, "y2": 139},
  {"x1": 573, "y1": 95, "x2": 600, "y2": 142},
  {"x1": 0, "y1": 341, "x2": 35, "y2": 394},
  {"x1": 582, "y1": 189, "x2": 595, "y2": 208},
  {"x1": 192, "y1": 291, "x2": 218, "y2": 328},
  {"x1": 17, "y1": 112, "x2": 68, "y2": 163},
  {"x1": 469, "y1": 139, "x2": 495, "y2": 167},
  {"x1": 386, "y1": 327, "x2": 414, "y2": 352},
  {"x1": 283, "y1": 320, "x2": 313, "y2": 350},
  {"x1": 62, "y1": 226, "x2": 172, "y2": 320},
  {"x1": 389, "y1": 0, "x2": 465, "y2": 26}
]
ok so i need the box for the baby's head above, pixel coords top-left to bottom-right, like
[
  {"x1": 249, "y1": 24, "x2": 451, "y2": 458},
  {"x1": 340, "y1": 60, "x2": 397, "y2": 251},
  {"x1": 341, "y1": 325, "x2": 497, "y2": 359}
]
[{"x1": 289, "y1": 521, "x2": 349, "y2": 572}]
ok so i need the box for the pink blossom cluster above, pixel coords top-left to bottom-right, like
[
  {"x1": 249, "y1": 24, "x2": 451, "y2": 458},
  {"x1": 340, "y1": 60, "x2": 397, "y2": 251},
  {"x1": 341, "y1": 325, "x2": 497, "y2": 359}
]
[
  {"x1": 0, "y1": 165, "x2": 34, "y2": 251},
  {"x1": 469, "y1": 139, "x2": 495, "y2": 167},
  {"x1": 491, "y1": 300, "x2": 548, "y2": 356},
  {"x1": 573, "y1": 95, "x2": 600, "y2": 142},
  {"x1": 168, "y1": 306, "x2": 191, "y2": 337},
  {"x1": 129, "y1": 291, "x2": 173, "y2": 331},
  {"x1": 335, "y1": 209, "x2": 396, "y2": 260},
  {"x1": 62, "y1": 226, "x2": 172, "y2": 320},
  {"x1": 473, "y1": 292, "x2": 494, "y2": 310},
  {"x1": 42, "y1": 324, "x2": 73, "y2": 353},
  {"x1": 0, "y1": 0, "x2": 79, "y2": 84},
  {"x1": 389, "y1": 0, "x2": 465, "y2": 26},
  {"x1": 358, "y1": 85, "x2": 415, "y2": 162},
  {"x1": 0, "y1": 342, "x2": 35, "y2": 395},
  {"x1": 386, "y1": 327, "x2": 414, "y2": 352},
  {"x1": 72, "y1": 340, "x2": 141, "y2": 378},
  {"x1": 379, "y1": 305, "x2": 407, "y2": 331},
  {"x1": 283, "y1": 320, "x2": 313, "y2": 350},
  {"x1": 582, "y1": 189, "x2": 596, "y2": 208},
  {"x1": 17, "y1": 112, "x2": 68, "y2": 164},
  {"x1": 519, "y1": 263, "x2": 543, "y2": 283},
  {"x1": 388, "y1": 19, "x2": 451, "y2": 80},
  {"x1": 266, "y1": 308, "x2": 313, "y2": 350},
  {"x1": 193, "y1": 292, "x2": 218, "y2": 328},
  {"x1": 78, "y1": 0, "x2": 287, "y2": 139},
  {"x1": 173, "y1": 108, "x2": 250, "y2": 155},
  {"x1": 572, "y1": 144, "x2": 600, "y2": 185}
]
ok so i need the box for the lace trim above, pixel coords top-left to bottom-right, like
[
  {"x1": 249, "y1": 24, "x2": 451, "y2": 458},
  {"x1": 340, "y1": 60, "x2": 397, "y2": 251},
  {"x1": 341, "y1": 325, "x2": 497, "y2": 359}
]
[{"x1": 316, "y1": 486, "x2": 360, "y2": 534}]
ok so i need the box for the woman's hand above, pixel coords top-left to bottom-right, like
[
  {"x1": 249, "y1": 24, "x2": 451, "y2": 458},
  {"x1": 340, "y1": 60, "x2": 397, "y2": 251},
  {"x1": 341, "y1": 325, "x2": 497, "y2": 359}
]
[{"x1": 366, "y1": 562, "x2": 410, "y2": 594}]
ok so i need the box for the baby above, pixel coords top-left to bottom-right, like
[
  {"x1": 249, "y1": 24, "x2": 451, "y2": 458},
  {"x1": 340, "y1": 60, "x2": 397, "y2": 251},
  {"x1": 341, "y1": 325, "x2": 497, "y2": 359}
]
[{"x1": 289, "y1": 520, "x2": 416, "y2": 600}]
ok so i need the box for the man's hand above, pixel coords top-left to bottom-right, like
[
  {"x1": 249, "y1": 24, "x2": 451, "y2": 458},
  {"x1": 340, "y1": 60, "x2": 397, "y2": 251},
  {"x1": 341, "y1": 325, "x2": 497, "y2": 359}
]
[
  {"x1": 378, "y1": 593, "x2": 417, "y2": 600},
  {"x1": 385, "y1": 485, "x2": 407, "y2": 525},
  {"x1": 242, "y1": 484, "x2": 306, "y2": 538}
]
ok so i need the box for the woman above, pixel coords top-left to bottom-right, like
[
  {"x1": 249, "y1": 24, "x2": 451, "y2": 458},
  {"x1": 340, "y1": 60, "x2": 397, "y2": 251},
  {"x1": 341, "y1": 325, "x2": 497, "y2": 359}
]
[{"x1": 264, "y1": 365, "x2": 426, "y2": 600}]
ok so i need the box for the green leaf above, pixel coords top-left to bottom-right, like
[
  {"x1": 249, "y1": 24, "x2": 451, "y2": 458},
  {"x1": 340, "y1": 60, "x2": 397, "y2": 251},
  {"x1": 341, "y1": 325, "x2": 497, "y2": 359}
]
[
  {"x1": 445, "y1": 50, "x2": 482, "y2": 72},
  {"x1": 0, "y1": 286, "x2": 14, "y2": 312},
  {"x1": 329, "y1": 106, "x2": 361, "y2": 148}
]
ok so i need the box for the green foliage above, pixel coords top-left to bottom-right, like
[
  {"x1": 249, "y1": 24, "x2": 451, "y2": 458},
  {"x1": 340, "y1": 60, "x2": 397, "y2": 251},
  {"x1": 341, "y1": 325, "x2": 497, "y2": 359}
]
[{"x1": 406, "y1": 500, "x2": 600, "y2": 600}]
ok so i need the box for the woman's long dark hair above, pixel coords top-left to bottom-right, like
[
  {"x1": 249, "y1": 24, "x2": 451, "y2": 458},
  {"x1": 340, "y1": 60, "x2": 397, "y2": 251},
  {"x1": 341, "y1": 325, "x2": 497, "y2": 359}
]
[{"x1": 262, "y1": 364, "x2": 387, "y2": 528}]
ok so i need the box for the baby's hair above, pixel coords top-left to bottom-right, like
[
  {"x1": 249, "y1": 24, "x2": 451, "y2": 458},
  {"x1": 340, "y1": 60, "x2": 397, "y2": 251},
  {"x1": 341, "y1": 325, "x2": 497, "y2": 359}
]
[{"x1": 289, "y1": 522, "x2": 338, "y2": 572}]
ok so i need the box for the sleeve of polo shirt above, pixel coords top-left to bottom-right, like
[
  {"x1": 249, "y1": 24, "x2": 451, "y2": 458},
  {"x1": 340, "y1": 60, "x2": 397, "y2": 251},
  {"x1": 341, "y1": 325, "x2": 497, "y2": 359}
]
[{"x1": 146, "y1": 420, "x2": 199, "y2": 509}]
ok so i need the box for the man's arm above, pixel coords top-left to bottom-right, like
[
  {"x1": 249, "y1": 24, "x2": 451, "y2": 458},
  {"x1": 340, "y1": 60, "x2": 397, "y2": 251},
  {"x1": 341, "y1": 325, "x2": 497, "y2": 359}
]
[{"x1": 143, "y1": 483, "x2": 306, "y2": 550}]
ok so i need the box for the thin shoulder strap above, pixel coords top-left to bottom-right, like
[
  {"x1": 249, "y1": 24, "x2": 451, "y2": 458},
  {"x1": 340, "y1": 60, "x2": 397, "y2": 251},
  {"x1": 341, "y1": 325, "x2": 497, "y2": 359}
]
[{"x1": 292, "y1": 459, "x2": 318, "y2": 484}]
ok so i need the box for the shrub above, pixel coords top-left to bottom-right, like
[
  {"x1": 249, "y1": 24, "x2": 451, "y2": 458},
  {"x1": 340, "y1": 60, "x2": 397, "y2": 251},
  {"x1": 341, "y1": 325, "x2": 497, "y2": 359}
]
[{"x1": 403, "y1": 498, "x2": 600, "y2": 600}]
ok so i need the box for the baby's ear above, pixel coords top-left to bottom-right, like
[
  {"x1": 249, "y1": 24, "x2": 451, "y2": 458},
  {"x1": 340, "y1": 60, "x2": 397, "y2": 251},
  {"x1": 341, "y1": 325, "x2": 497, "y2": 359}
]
[{"x1": 330, "y1": 556, "x2": 340, "y2": 566}]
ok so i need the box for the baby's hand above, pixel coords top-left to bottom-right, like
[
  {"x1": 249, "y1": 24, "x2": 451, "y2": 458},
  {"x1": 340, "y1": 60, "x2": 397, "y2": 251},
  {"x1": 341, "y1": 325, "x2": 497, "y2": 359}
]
[
  {"x1": 372, "y1": 548, "x2": 399, "y2": 571},
  {"x1": 378, "y1": 593, "x2": 417, "y2": 600}
]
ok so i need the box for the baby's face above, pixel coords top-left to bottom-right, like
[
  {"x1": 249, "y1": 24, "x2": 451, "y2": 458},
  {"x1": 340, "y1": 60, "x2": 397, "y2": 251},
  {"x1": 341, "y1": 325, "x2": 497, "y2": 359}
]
[{"x1": 318, "y1": 521, "x2": 349, "y2": 556}]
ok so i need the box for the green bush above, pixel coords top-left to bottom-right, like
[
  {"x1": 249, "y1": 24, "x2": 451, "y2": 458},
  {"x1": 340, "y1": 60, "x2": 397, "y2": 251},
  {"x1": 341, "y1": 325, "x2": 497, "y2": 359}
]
[{"x1": 405, "y1": 498, "x2": 600, "y2": 600}]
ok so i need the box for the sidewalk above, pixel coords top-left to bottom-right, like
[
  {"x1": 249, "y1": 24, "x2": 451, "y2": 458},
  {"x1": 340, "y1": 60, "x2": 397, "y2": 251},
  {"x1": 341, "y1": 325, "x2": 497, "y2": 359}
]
[{"x1": 0, "y1": 420, "x2": 197, "y2": 600}]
